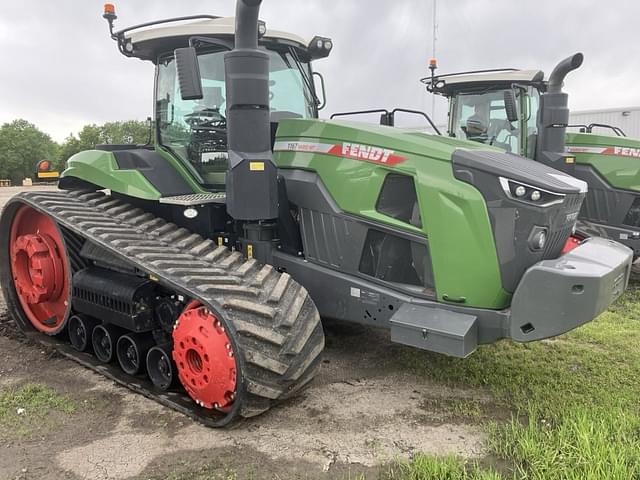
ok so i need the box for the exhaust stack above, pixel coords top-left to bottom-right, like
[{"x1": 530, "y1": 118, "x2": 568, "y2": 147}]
[
  {"x1": 547, "y1": 53, "x2": 584, "y2": 94},
  {"x1": 535, "y1": 53, "x2": 584, "y2": 166},
  {"x1": 224, "y1": 0, "x2": 277, "y2": 221}
]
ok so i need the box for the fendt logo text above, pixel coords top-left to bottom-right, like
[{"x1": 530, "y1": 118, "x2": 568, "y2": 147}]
[{"x1": 341, "y1": 143, "x2": 395, "y2": 163}]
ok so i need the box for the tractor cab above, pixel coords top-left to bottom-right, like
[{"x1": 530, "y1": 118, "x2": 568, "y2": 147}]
[
  {"x1": 105, "y1": 12, "x2": 332, "y2": 189},
  {"x1": 423, "y1": 69, "x2": 545, "y2": 158}
]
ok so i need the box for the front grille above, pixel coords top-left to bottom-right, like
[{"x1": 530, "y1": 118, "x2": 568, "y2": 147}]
[
  {"x1": 543, "y1": 224, "x2": 573, "y2": 258},
  {"x1": 542, "y1": 193, "x2": 584, "y2": 259},
  {"x1": 563, "y1": 193, "x2": 584, "y2": 211}
]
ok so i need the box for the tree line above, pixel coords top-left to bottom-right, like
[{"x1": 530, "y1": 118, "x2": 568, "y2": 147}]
[{"x1": 0, "y1": 119, "x2": 151, "y2": 185}]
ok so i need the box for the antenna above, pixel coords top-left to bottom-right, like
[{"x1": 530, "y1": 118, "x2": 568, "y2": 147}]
[{"x1": 430, "y1": 0, "x2": 438, "y2": 119}]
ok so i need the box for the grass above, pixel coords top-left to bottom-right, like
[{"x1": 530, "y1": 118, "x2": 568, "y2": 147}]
[
  {"x1": 0, "y1": 383, "x2": 77, "y2": 437},
  {"x1": 387, "y1": 284, "x2": 640, "y2": 479}
]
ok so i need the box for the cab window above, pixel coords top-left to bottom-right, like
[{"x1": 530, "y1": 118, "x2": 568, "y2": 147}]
[{"x1": 451, "y1": 90, "x2": 520, "y2": 153}]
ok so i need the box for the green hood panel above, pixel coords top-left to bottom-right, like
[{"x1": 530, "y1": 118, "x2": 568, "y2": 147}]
[
  {"x1": 566, "y1": 132, "x2": 640, "y2": 191},
  {"x1": 62, "y1": 150, "x2": 162, "y2": 200},
  {"x1": 277, "y1": 119, "x2": 501, "y2": 161},
  {"x1": 275, "y1": 118, "x2": 510, "y2": 309}
]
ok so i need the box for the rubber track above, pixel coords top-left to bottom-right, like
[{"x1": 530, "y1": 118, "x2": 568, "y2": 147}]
[{"x1": 1, "y1": 190, "x2": 324, "y2": 427}]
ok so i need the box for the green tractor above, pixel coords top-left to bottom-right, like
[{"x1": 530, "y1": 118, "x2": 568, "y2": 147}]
[
  {"x1": 423, "y1": 54, "x2": 640, "y2": 258},
  {"x1": 0, "y1": 2, "x2": 632, "y2": 427}
]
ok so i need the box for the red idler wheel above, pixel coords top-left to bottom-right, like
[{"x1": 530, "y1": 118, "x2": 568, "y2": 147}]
[
  {"x1": 9, "y1": 205, "x2": 71, "y2": 334},
  {"x1": 172, "y1": 301, "x2": 237, "y2": 410}
]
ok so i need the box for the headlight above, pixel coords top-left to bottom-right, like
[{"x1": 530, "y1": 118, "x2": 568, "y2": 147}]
[
  {"x1": 528, "y1": 227, "x2": 548, "y2": 251},
  {"x1": 499, "y1": 177, "x2": 565, "y2": 207}
]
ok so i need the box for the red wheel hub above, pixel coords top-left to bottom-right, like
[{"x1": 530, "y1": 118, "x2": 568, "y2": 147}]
[
  {"x1": 172, "y1": 301, "x2": 237, "y2": 410},
  {"x1": 9, "y1": 205, "x2": 70, "y2": 334}
]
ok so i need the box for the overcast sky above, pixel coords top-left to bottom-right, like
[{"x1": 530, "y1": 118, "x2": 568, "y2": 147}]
[{"x1": 1, "y1": 0, "x2": 639, "y2": 142}]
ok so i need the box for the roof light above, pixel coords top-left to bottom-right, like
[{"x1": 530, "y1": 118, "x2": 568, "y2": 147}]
[
  {"x1": 103, "y1": 3, "x2": 117, "y2": 19},
  {"x1": 429, "y1": 58, "x2": 437, "y2": 67},
  {"x1": 308, "y1": 36, "x2": 333, "y2": 60}
]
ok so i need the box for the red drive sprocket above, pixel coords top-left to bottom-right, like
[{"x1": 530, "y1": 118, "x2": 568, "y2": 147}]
[
  {"x1": 172, "y1": 301, "x2": 237, "y2": 410},
  {"x1": 9, "y1": 205, "x2": 70, "y2": 334}
]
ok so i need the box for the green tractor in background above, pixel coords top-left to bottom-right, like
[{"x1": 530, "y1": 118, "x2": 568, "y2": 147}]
[
  {"x1": 0, "y1": 2, "x2": 632, "y2": 427},
  {"x1": 423, "y1": 54, "x2": 640, "y2": 260}
]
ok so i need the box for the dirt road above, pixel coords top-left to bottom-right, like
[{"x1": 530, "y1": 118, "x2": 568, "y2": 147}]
[{"x1": 0, "y1": 187, "x2": 485, "y2": 480}]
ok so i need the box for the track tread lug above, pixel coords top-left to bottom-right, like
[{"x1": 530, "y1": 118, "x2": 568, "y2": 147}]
[
  {"x1": 246, "y1": 380, "x2": 283, "y2": 400},
  {"x1": 190, "y1": 239, "x2": 216, "y2": 256},
  {"x1": 251, "y1": 265, "x2": 273, "y2": 287},
  {"x1": 219, "y1": 251, "x2": 242, "y2": 268},
  {"x1": 198, "y1": 284, "x2": 258, "y2": 296},
  {"x1": 235, "y1": 259, "x2": 257, "y2": 277},
  {"x1": 277, "y1": 288, "x2": 307, "y2": 328},
  {"x1": 244, "y1": 350, "x2": 289, "y2": 375},
  {"x1": 268, "y1": 273, "x2": 291, "y2": 304},
  {"x1": 281, "y1": 311, "x2": 322, "y2": 356},
  {"x1": 233, "y1": 320, "x2": 285, "y2": 346},
  {"x1": 222, "y1": 298, "x2": 276, "y2": 317},
  {"x1": 203, "y1": 246, "x2": 228, "y2": 262}
]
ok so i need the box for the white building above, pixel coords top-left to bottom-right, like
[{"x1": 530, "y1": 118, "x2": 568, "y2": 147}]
[{"x1": 569, "y1": 107, "x2": 640, "y2": 138}]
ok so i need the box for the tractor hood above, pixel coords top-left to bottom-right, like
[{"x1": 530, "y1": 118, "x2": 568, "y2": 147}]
[
  {"x1": 275, "y1": 118, "x2": 504, "y2": 163},
  {"x1": 566, "y1": 132, "x2": 640, "y2": 192},
  {"x1": 276, "y1": 118, "x2": 587, "y2": 192}
]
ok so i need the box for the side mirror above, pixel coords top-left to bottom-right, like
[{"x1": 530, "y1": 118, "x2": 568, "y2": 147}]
[
  {"x1": 174, "y1": 47, "x2": 203, "y2": 101},
  {"x1": 503, "y1": 90, "x2": 519, "y2": 123},
  {"x1": 312, "y1": 72, "x2": 327, "y2": 110}
]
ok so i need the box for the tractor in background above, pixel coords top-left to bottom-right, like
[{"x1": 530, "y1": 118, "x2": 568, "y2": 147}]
[
  {"x1": 423, "y1": 54, "x2": 640, "y2": 258},
  {"x1": 0, "y1": 2, "x2": 631, "y2": 426}
]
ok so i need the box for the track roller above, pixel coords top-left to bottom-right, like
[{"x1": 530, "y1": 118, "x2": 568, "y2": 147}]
[
  {"x1": 92, "y1": 324, "x2": 122, "y2": 363},
  {"x1": 146, "y1": 346, "x2": 176, "y2": 390},
  {"x1": 117, "y1": 333, "x2": 155, "y2": 375},
  {"x1": 68, "y1": 314, "x2": 100, "y2": 352}
]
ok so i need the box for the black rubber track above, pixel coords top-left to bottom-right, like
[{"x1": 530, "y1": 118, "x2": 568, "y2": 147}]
[{"x1": 0, "y1": 190, "x2": 325, "y2": 427}]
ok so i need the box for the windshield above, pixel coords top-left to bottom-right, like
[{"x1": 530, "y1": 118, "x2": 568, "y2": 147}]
[
  {"x1": 450, "y1": 89, "x2": 520, "y2": 153},
  {"x1": 156, "y1": 49, "x2": 316, "y2": 188}
]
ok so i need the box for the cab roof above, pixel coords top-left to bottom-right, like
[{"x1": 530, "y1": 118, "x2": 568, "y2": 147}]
[
  {"x1": 421, "y1": 69, "x2": 546, "y2": 97},
  {"x1": 121, "y1": 16, "x2": 312, "y2": 62}
]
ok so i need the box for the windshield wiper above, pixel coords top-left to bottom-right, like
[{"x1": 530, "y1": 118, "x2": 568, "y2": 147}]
[{"x1": 283, "y1": 48, "x2": 320, "y2": 113}]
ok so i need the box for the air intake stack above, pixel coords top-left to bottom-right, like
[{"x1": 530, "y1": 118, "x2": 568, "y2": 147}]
[
  {"x1": 224, "y1": 0, "x2": 277, "y2": 221},
  {"x1": 536, "y1": 53, "x2": 584, "y2": 166}
]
